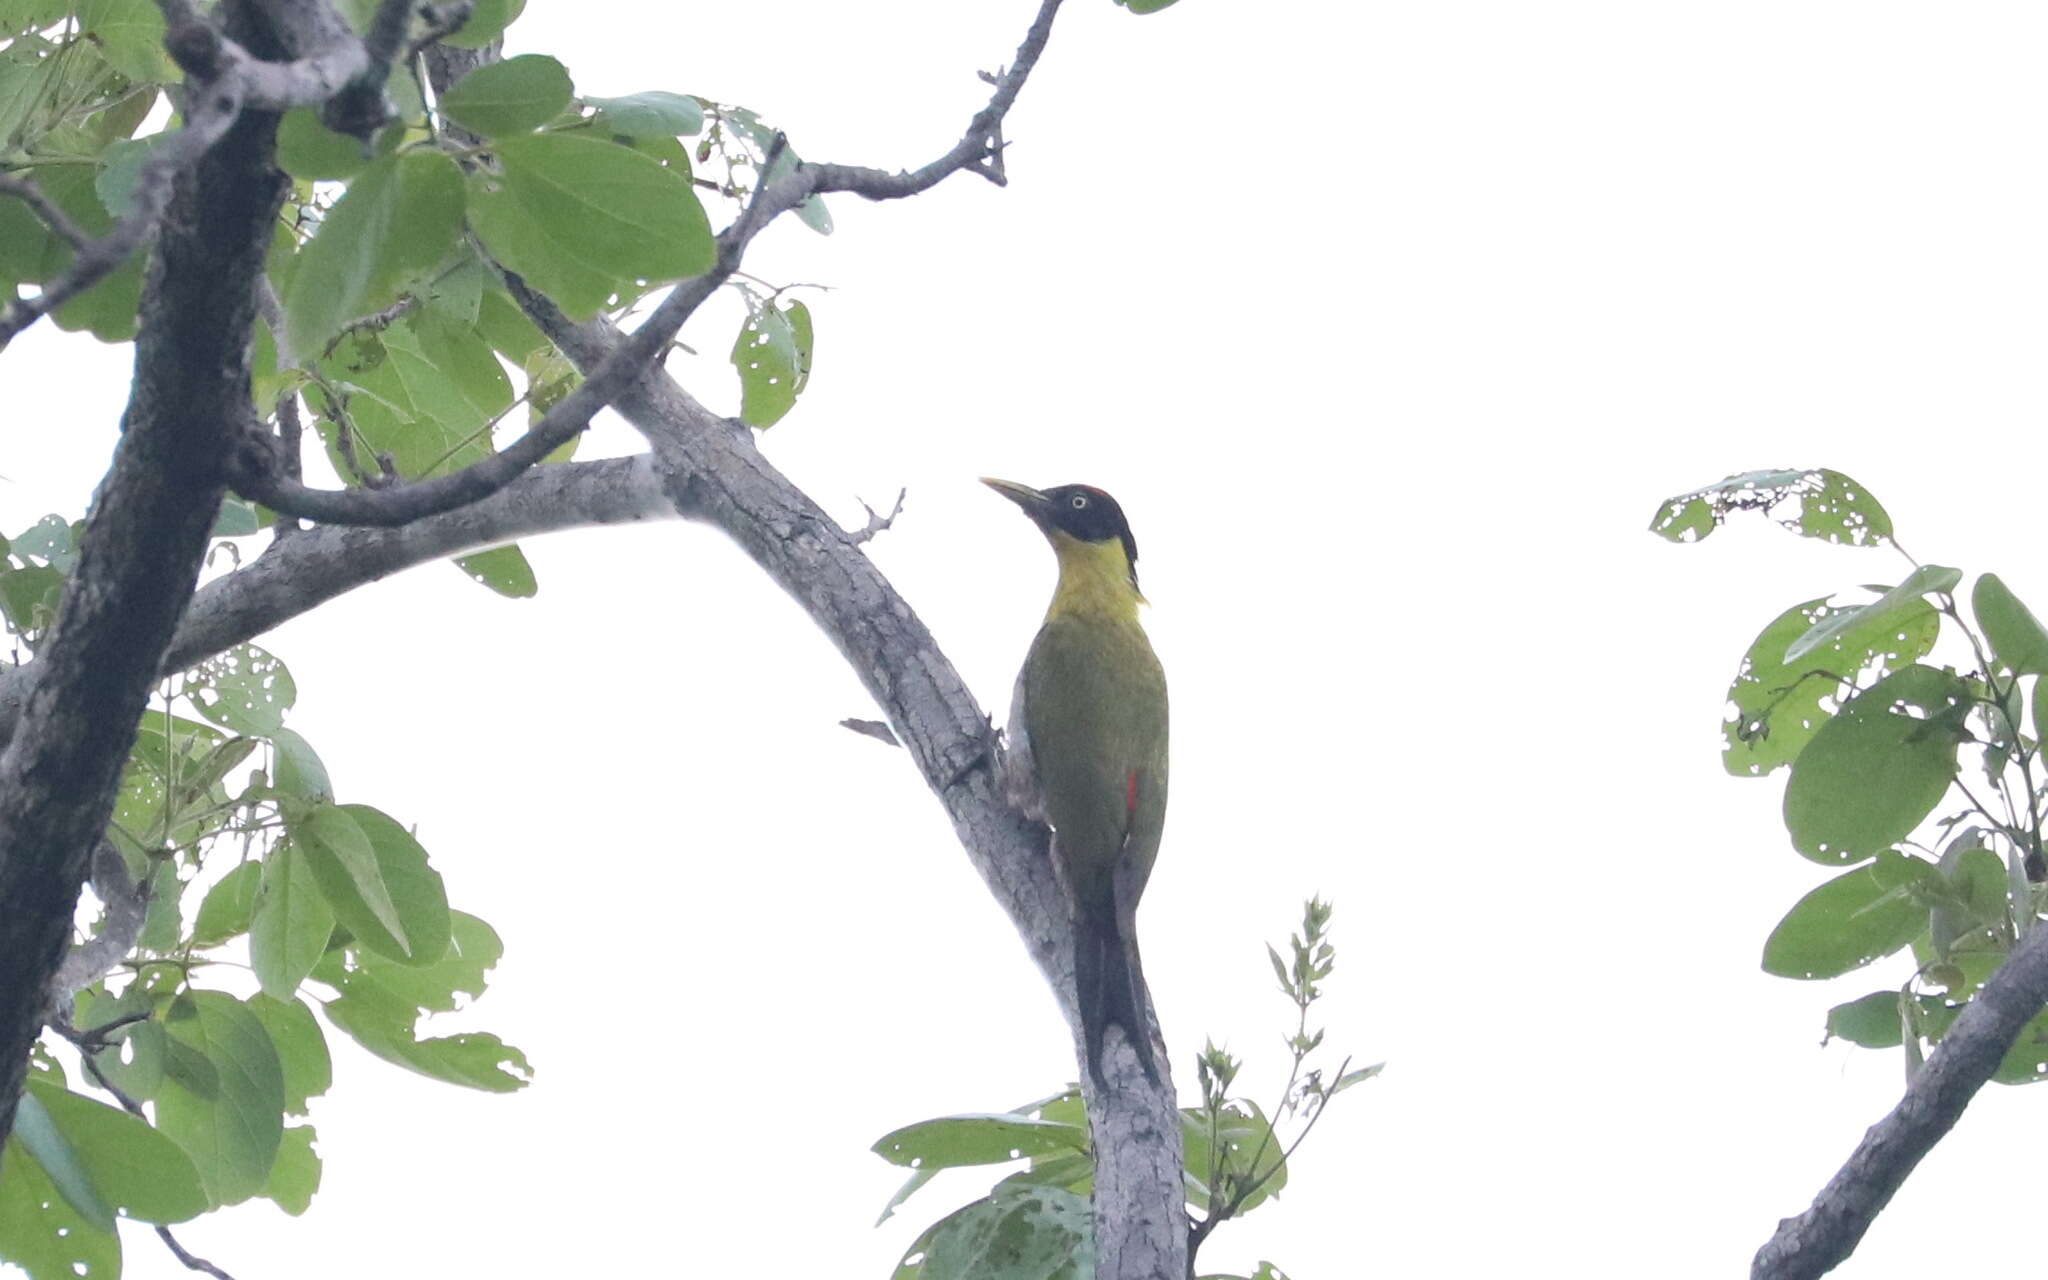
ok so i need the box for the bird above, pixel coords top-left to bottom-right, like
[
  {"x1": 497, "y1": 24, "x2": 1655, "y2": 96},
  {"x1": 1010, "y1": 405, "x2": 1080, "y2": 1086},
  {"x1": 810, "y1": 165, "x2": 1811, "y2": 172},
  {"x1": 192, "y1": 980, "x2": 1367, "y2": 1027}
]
[{"x1": 983, "y1": 477, "x2": 1168, "y2": 1088}]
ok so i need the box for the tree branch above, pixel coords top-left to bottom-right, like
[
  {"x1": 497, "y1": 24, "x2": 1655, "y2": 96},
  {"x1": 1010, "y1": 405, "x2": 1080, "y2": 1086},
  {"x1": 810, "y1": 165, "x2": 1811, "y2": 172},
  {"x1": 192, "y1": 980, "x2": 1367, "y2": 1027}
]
[
  {"x1": 0, "y1": 0, "x2": 289, "y2": 1150},
  {"x1": 0, "y1": 455, "x2": 670, "y2": 747},
  {"x1": 1753, "y1": 919, "x2": 2048, "y2": 1279}
]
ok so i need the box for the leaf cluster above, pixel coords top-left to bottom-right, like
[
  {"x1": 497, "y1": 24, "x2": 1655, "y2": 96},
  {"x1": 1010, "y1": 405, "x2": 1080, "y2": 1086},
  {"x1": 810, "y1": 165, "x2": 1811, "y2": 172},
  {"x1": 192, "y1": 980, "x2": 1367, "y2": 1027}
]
[
  {"x1": 0, "y1": 511, "x2": 527, "y2": 1277},
  {"x1": 868, "y1": 900, "x2": 1378, "y2": 1280},
  {"x1": 1655, "y1": 469, "x2": 2048, "y2": 1084}
]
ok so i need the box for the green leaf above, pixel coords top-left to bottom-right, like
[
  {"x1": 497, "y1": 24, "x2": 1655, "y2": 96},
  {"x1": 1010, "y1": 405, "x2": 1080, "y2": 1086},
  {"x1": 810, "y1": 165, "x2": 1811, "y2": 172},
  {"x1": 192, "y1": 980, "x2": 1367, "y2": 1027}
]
[
  {"x1": 247, "y1": 995, "x2": 332, "y2": 1116},
  {"x1": 1118, "y1": 0, "x2": 1181, "y2": 10},
  {"x1": 213, "y1": 497, "x2": 264, "y2": 537},
  {"x1": 24, "y1": 1077, "x2": 208, "y2": 1224},
  {"x1": 1783, "y1": 566, "x2": 1961, "y2": 664},
  {"x1": 1972, "y1": 573, "x2": 2048, "y2": 678},
  {"x1": 439, "y1": 0, "x2": 525, "y2": 47},
  {"x1": 282, "y1": 149, "x2": 465, "y2": 361},
  {"x1": 1762, "y1": 852, "x2": 1936, "y2": 979},
  {"x1": 295, "y1": 803, "x2": 410, "y2": 957},
  {"x1": 1783, "y1": 665, "x2": 1967, "y2": 864},
  {"x1": 74, "y1": 986, "x2": 166, "y2": 1101},
  {"x1": 250, "y1": 842, "x2": 335, "y2": 999},
  {"x1": 264, "y1": 1124, "x2": 320, "y2": 1215},
  {"x1": 0, "y1": 562, "x2": 61, "y2": 635},
  {"x1": 11, "y1": 514, "x2": 74, "y2": 571},
  {"x1": 353, "y1": 910, "x2": 502, "y2": 1013},
  {"x1": 340, "y1": 804, "x2": 451, "y2": 965},
  {"x1": 0, "y1": 1132, "x2": 121, "y2": 1280},
  {"x1": 1825, "y1": 991, "x2": 1906, "y2": 1049},
  {"x1": 440, "y1": 54, "x2": 573, "y2": 137},
  {"x1": 193, "y1": 860, "x2": 262, "y2": 944},
  {"x1": 476, "y1": 286, "x2": 548, "y2": 361},
  {"x1": 321, "y1": 969, "x2": 533, "y2": 1093},
  {"x1": 454, "y1": 544, "x2": 537, "y2": 597},
  {"x1": 872, "y1": 1114, "x2": 1088, "y2": 1170},
  {"x1": 893, "y1": 1186, "x2": 1092, "y2": 1280},
  {"x1": 78, "y1": 0, "x2": 172, "y2": 83},
  {"x1": 730, "y1": 298, "x2": 813, "y2": 427},
  {"x1": 318, "y1": 314, "x2": 511, "y2": 481},
  {"x1": 466, "y1": 132, "x2": 714, "y2": 318},
  {"x1": 156, "y1": 991, "x2": 286, "y2": 1206},
  {"x1": 586, "y1": 90, "x2": 704, "y2": 137},
  {"x1": 276, "y1": 107, "x2": 377, "y2": 180},
  {"x1": 94, "y1": 133, "x2": 163, "y2": 220},
  {"x1": 1180, "y1": 1103, "x2": 1287, "y2": 1216},
  {"x1": 51, "y1": 238, "x2": 143, "y2": 339},
  {"x1": 1649, "y1": 468, "x2": 1893, "y2": 547},
  {"x1": 12, "y1": 1088, "x2": 113, "y2": 1231},
  {"x1": 268, "y1": 727, "x2": 333, "y2": 802},
  {"x1": 187, "y1": 642, "x2": 296, "y2": 735}
]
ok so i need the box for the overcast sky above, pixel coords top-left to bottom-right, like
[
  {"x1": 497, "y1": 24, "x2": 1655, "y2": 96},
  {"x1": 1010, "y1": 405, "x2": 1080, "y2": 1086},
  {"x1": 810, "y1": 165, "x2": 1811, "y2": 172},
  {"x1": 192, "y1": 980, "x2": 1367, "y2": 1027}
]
[{"x1": 10, "y1": 2, "x2": 2048, "y2": 1277}]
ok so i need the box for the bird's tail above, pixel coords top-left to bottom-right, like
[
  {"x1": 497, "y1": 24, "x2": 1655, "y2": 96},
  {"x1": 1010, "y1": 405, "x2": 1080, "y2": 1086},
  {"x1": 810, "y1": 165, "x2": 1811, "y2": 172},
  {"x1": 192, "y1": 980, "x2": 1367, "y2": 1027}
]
[{"x1": 1076, "y1": 898, "x2": 1160, "y2": 1088}]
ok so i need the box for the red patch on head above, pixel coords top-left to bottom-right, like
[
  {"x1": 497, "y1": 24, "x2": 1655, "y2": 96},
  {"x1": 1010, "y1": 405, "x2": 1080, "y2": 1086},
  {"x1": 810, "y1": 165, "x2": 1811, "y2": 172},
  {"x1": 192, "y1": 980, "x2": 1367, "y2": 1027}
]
[{"x1": 1126, "y1": 769, "x2": 1140, "y2": 816}]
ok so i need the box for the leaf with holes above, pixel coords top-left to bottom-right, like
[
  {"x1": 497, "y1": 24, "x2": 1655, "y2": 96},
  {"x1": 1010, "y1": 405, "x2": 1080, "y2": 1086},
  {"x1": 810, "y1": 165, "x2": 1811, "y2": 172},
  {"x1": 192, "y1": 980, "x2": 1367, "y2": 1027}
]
[
  {"x1": 0, "y1": 1131, "x2": 120, "y2": 1279},
  {"x1": 454, "y1": 544, "x2": 537, "y2": 598},
  {"x1": 1649, "y1": 468, "x2": 1893, "y2": 547},
  {"x1": 1719, "y1": 591, "x2": 1939, "y2": 777},
  {"x1": 322, "y1": 962, "x2": 532, "y2": 1093},
  {"x1": 891, "y1": 1186, "x2": 1092, "y2": 1280},
  {"x1": 25, "y1": 1077, "x2": 207, "y2": 1224},
  {"x1": 1763, "y1": 852, "x2": 1936, "y2": 979},
  {"x1": 466, "y1": 132, "x2": 714, "y2": 318},
  {"x1": 440, "y1": 54, "x2": 573, "y2": 137},
  {"x1": 1784, "y1": 566, "x2": 1960, "y2": 664},
  {"x1": 1783, "y1": 665, "x2": 1967, "y2": 864},
  {"x1": 188, "y1": 643, "x2": 296, "y2": 736},
  {"x1": 872, "y1": 1113, "x2": 1087, "y2": 1171},
  {"x1": 731, "y1": 299, "x2": 813, "y2": 427}
]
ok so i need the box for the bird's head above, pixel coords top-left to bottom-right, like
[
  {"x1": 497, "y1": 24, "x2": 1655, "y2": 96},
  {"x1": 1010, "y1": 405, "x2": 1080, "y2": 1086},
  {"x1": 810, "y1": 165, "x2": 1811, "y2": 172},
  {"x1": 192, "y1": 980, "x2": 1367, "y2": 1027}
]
[{"x1": 982, "y1": 478, "x2": 1143, "y2": 600}]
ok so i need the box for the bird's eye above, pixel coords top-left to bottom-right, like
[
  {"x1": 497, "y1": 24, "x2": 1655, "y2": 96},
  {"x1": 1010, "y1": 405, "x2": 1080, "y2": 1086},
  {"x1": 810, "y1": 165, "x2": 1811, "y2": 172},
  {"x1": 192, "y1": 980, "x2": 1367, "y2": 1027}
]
[{"x1": 1069, "y1": 494, "x2": 1089, "y2": 509}]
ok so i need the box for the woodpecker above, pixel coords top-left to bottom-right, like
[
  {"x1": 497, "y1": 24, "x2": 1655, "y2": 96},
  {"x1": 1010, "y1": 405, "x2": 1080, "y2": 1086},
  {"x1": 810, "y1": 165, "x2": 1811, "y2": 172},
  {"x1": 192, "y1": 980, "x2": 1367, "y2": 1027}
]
[{"x1": 983, "y1": 478, "x2": 1168, "y2": 1087}]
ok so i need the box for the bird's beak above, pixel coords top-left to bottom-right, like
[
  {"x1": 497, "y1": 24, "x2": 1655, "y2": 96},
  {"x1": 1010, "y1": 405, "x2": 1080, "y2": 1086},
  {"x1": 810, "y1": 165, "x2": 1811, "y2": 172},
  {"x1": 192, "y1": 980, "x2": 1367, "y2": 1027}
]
[{"x1": 981, "y1": 477, "x2": 1052, "y2": 521}]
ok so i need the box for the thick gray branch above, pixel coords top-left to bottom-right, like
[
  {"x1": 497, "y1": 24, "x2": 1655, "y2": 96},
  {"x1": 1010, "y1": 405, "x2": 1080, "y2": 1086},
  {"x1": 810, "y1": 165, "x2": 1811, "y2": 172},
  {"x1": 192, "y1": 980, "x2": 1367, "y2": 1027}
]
[
  {"x1": 1753, "y1": 919, "x2": 2048, "y2": 1279},
  {"x1": 0, "y1": 455, "x2": 671, "y2": 742},
  {"x1": 0, "y1": 0, "x2": 288, "y2": 1149}
]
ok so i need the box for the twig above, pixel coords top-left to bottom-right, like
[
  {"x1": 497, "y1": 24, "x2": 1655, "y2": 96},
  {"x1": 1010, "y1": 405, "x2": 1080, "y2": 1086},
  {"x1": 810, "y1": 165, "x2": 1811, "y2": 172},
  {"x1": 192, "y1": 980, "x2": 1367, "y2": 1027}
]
[
  {"x1": 55, "y1": 1014, "x2": 245, "y2": 1279},
  {"x1": 0, "y1": 175, "x2": 87, "y2": 250},
  {"x1": 154, "y1": 1227, "x2": 240, "y2": 1280},
  {"x1": 840, "y1": 717, "x2": 901, "y2": 747},
  {"x1": 1752, "y1": 913, "x2": 2048, "y2": 1278},
  {"x1": 848, "y1": 488, "x2": 907, "y2": 545}
]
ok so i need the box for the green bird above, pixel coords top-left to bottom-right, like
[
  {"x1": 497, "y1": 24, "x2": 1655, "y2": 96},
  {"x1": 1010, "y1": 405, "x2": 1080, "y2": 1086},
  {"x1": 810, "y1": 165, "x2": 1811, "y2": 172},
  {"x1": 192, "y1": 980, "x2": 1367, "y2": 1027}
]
[{"x1": 984, "y1": 478, "x2": 1169, "y2": 1087}]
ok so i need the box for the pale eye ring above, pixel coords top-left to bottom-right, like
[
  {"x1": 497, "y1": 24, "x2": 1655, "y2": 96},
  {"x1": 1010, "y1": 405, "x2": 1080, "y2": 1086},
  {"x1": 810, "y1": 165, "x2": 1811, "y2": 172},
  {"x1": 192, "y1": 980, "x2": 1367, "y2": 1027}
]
[{"x1": 1069, "y1": 494, "x2": 1088, "y2": 509}]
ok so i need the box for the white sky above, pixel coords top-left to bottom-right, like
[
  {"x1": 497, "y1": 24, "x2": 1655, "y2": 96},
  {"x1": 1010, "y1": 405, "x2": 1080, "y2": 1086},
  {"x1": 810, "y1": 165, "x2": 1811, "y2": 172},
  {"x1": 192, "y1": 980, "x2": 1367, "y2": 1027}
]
[{"x1": 9, "y1": 1, "x2": 2048, "y2": 1277}]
